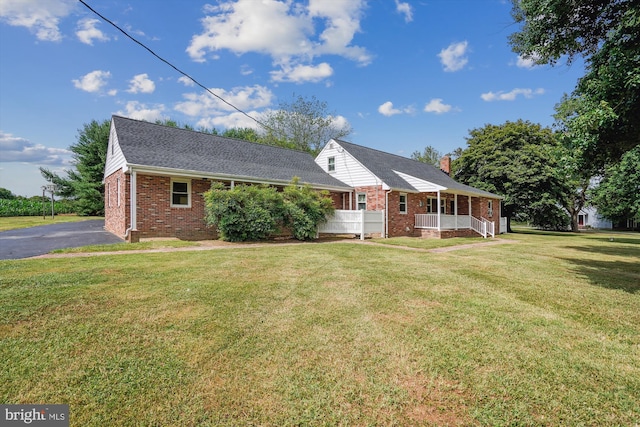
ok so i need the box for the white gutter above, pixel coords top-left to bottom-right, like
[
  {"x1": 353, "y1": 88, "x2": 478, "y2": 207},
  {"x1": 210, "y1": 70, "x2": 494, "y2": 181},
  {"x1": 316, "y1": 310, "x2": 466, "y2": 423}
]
[{"x1": 124, "y1": 163, "x2": 352, "y2": 193}]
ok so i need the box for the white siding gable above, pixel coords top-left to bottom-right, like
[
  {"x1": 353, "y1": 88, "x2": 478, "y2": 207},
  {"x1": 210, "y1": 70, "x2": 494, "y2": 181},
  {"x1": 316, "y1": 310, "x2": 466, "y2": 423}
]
[
  {"x1": 393, "y1": 170, "x2": 446, "y2": 192},
  {"x1": 103, "y1": 121, "x2": 127, "y2": 180},
  {"x1": 315, "y1": 140, "x2": 388, "y2": 188}
]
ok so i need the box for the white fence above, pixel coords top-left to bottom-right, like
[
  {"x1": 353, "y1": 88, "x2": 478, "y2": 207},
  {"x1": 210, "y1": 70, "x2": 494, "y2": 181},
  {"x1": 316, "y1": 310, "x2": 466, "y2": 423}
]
[
  {"x1": 319, "y1": 210, "x2": 384, "y2": 240},
  {"x1": 500, "y1": 217, "x2": 507, "y2": 234}
]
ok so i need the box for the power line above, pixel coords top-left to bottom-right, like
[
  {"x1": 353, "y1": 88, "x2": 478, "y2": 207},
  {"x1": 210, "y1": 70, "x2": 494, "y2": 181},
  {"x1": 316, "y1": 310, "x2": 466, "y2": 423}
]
[{"x1": 77, "y1": 0, "x2": 269, "y2": 130}]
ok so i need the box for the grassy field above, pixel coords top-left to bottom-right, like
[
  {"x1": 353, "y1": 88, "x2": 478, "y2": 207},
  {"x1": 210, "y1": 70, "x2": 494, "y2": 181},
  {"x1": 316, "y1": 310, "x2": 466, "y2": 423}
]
[
  {"x1": 0, "y1": 215, "x2": 104, "y2": 232},
  {"x1": 1, "y1": 230, "x2": 639, "y2": 425}
]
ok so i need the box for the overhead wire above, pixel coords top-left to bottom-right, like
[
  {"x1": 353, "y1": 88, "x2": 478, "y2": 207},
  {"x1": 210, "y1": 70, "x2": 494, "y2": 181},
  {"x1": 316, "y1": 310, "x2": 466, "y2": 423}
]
[{"x1": 77, "y1": 0, "x2": 270, "y2": 130}]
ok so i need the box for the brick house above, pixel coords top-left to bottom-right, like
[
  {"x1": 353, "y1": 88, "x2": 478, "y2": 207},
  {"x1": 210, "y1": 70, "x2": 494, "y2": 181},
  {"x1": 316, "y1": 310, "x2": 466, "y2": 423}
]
[
  {"x1": 104, "y1": 116, "x2": 504, "y2": 241},
  {"x1": 103, "y1": 116, "x2": 351, "y2": 242},
  {"x1": 315, "y1": 139, "x2": 504, "y2": 238}
]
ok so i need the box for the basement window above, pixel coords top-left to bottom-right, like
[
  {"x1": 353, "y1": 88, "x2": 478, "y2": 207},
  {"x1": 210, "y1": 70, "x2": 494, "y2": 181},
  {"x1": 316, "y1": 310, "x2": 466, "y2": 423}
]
[{"x1": 171, "y1": 179, "x2": 191, "y2": 208}]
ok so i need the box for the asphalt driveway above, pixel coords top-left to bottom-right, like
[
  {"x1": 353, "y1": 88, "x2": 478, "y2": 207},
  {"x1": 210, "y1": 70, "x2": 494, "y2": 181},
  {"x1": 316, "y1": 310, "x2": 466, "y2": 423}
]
[{"x1": 0, "y1": 220, "x2": 123, "y2": 260}]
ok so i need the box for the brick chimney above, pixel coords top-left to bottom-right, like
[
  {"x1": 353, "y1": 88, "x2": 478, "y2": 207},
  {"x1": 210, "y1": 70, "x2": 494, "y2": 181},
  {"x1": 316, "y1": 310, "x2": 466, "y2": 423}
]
[{"x1": 440, "y1": 155, "x2": 451, "y2": 175}]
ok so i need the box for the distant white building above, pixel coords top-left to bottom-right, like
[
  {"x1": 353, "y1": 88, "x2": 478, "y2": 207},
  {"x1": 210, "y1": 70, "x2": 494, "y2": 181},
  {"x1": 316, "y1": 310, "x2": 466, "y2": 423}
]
[{"x1": 578, "y1": 206, "x2": 612, "y2": 229}]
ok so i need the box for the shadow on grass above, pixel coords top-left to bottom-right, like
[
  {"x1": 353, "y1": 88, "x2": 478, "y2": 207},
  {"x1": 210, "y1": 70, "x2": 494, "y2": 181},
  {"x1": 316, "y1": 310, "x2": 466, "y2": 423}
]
[
  {"x1": 560, "y1": 257, "x2": 640, "y2": 294},
  {"x1": 564, "y1": 244, "x2": 640, "y2": 258},
  {"x1": 587, "y1": 237, "x2": 640, "y2": 245}
]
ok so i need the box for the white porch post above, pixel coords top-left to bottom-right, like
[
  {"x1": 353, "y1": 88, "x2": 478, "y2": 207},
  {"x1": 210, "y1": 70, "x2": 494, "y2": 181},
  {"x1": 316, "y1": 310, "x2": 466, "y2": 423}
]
[
  {"x1": 454, "y1": 193, "x2": 458, "y2": 230},
  {"x1": 349, "y1": 191, "x2": 353, "y2": 210},
  {"x1": 468, "y1": 195, "x2": 471, "y2": 222},
  {"x1": 437, "y1": 190, "x2": 441, "y2": 230}
]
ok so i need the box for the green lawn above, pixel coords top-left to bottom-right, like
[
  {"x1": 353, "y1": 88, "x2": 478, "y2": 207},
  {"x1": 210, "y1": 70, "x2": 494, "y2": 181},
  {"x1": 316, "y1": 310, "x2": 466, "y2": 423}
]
[
  {"x1": 1, "y1": 230, "x2": 639, "y2": 425},
  {"x1": 0, "y1": 215, "x2": 104, "y2": 232}
]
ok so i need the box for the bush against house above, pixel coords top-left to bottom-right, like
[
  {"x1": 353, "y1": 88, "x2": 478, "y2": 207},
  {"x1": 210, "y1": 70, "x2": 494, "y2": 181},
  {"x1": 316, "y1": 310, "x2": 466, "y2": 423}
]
[{"x1": 204, "y1": 180, "x2": 335, "y2": 242}]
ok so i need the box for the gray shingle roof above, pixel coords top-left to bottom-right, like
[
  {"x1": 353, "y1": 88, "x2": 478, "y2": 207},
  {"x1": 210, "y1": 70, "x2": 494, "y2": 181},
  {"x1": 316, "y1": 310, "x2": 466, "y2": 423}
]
[
  {"x1": 335, "y1": 140, "x2": 502, "y2": 198},
  {"x1": 112, "y1": 116, "x2": 351, "y2": 190}
]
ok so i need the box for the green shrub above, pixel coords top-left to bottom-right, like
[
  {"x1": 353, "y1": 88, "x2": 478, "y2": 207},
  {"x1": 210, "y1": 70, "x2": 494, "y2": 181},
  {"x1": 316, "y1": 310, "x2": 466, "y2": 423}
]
[
  {"x1": 282, "y1": 178, "x2": 335, "y2": 240},
  {"x1": 204, "y1": 179, "x2": 334, "y2": 242},
  {"x1": 204, "y1": 183, "x2": 283, "y2": 241}
]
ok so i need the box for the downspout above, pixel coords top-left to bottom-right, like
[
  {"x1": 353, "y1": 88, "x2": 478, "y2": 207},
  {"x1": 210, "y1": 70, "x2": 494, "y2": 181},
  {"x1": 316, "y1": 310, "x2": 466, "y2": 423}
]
[{"x1": 124, "y1": 169, "x2": 137, "y2": 240}]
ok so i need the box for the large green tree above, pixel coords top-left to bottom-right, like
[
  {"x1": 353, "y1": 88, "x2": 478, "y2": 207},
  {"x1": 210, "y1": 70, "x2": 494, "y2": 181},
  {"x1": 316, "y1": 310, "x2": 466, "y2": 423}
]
[
  {"x1": 452, "y1": 120, "x2": 570, "y2": 232},
  {"x1": 510, "y1": 0, "x2": 640, "y2": 168},
  {"x1": 590, "y1": 145, "x2": 640, "y2": 226},
  {"x1": 261, "y1": 94, "x2": 352, "y2": 155},
  {"x1": 40, "y1": 119, "x2": 110, "y2": 216}
]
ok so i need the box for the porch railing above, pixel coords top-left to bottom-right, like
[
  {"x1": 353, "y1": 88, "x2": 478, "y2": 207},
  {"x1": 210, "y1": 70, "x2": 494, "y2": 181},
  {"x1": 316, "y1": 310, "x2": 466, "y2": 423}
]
[
  {"x1": 416, "y1": 214, "x2": 495, "y2": 238},
  {"x1": 415, "y1": 214, "x2": 472, "y2": 230},
  {"x1": 470, "y1": 216, "x2": 487, "y2": 238}
]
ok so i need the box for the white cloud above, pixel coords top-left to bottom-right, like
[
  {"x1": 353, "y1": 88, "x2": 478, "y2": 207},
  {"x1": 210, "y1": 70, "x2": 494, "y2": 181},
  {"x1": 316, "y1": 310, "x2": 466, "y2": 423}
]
[
  {"x1": 72, "y1": 70, "x2": 112, "y2": 93},
  {"x1": 196, "y1": 111, "x2": 265, "y2": 131},
  {"x1": 177, "y1": 76, "x2": 195, "y2": 87},
  {"x1": 116, "y1": 101, "x2": 166, "y2": 122},
  {"x1": 378, "y1": 101, "x2": 401, "y2": 116},
  {"x1": 395, "y1": 0, "x2": 413, "y2": 22},
  {"x1": 481, "y1": 88, "x2": 545, "y2": 102},
  {"x1": 175, "y1": 85, "x2": 274, "y2": 117},
  {"x1": 76, "y1": 17, "x2": 109, "y2": 45},
  {"x1": 270, "y1": 62, "x2": 333, "y2": 83},
  {"x1": 186, "y1": 0, "x2": 370, "y2": 83},
  {"x1": 127, "y1": 73, "x2": 155, "y2": 94},
  {"x1": 0, "y1": 131, "x2": 71, "y2": 165},
  {"x1": 514, "y1": 54, "x2": 540, "y2": 69},
  {"x1": 240, "y1": 65, "x2": 254, "y2": 76},
  {"x1": 438, "y1": 41, "x2": 469, "y2": 72},
  {"x1": 378, "y1": 101, "x2": 414, "y2": 117},
  {"x1": 424, "y1": 98, "x2": 452, "y2": 114},
  {"x1": 0, "y1": 0, "x2": 75, "y2": 41}
]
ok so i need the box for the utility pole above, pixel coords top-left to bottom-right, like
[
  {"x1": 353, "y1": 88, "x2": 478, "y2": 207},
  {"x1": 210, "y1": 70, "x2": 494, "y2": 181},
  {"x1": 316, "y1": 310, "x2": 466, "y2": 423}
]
[{"x1": 42, "y1": 184, "x2": 57, "y2": 219}]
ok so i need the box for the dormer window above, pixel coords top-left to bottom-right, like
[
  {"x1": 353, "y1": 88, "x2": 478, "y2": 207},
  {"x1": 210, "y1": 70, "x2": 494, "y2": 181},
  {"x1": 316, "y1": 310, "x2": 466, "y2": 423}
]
[{"x1": 328, "y1": 156, "x2": 335, "y2": 172}]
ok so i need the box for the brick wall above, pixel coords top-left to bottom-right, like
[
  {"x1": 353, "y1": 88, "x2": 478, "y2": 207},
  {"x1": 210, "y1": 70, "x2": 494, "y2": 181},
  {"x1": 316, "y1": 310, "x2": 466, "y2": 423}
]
[{"x1": 135, "y1": 174, "x2": 217, "y2": 240}]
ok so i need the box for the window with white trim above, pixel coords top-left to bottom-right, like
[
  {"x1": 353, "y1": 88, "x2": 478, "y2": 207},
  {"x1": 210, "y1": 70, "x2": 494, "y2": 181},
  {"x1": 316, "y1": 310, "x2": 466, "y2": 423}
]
[
  {"x1": 427, "y1": 197, "x2": 437, "y2": 213},
  {"x1": 440, "y1": 199, "x2": 446, "y2": 214},
  {"x1": 399, "y1": 193, "x2": 407, "y2": 214},
  {"x1": 487, "y1": 200, "x2": 493, "y2": 217},
  {"x1": 328, "y1": 156, "x2": 335, "y2": 172},
  {"x1": 171, "y1": 179, "x2": 191, "y2": 208},
  {"x1": 357, "y1": 193, "x2": 367, "y2": 210}
]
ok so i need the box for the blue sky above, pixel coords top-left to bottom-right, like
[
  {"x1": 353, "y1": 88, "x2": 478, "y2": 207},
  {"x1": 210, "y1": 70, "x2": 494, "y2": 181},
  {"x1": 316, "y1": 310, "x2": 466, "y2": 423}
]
[{"x1": 0, "y1": 0, "x2": 585, "y2": 197}]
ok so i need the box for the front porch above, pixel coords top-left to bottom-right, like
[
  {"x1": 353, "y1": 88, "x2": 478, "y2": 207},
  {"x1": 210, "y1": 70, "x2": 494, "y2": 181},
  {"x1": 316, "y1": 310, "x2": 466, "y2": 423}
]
[{"x1": 415, "y1": 214, "x2": 504, "y2": 238}]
